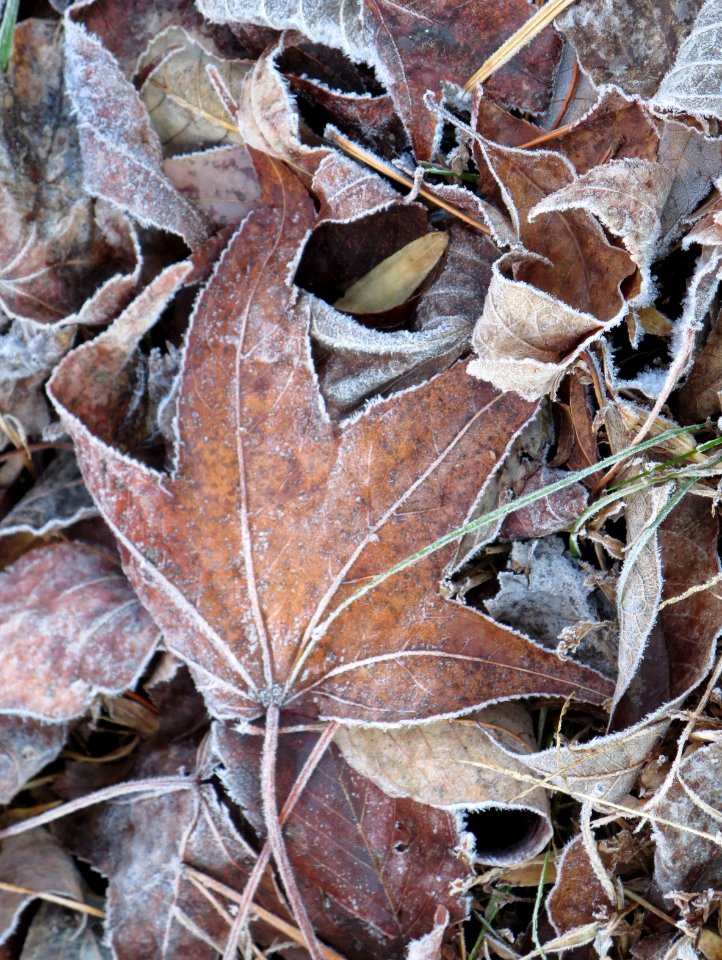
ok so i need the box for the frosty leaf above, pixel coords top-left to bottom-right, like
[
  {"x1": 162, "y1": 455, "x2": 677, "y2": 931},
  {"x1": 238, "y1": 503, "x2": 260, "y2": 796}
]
[
  {"x1": 313, "y1": 226, "x2": 486, "y2": 418},
  {"x1": 0, "y1": 542, "x2": 161, "y2": 720},
  {"x1": 0, "y1": 321, "x2": 75, "y2": 439},
  {"x1": 0, "y1": 716, "x2": 68, "y2": 805},
  {"x1": 655, "y1": 0, "x2": 722, "y2": 121},
  {"x1": 64, "y1": 19, "x2": 210, "y2": 249},
  {"x1": 613, "y1": 480, "x2": 674, "y2": 718},
  {"x1": 467, "y1": 253, "x2": 611, "y2": 400},
  {"x1": 0, "y1": 831, "x2": 84, "y2": 944},
  {"x1": 139, "y1": 31, "x2": 250, "y2": 155},
  {"x1": 216, "y1": 725, "x2": 470, "y2": 957},
  {"x1": 163, "y1": 145, "x2": 261, "y2": 230},
  {"x1": 678, "y1": 307, "x2": 722, "y2": 422},
  {"x1": 529, "y1": 159, "x2": 673, "y2": 281},
  {"x1": 657, "y1": 121, "x2": 722, "y2": 248},
  {"x1": 197, "y1": 0, "x2": 561, "y2": 159},
  {"x1": 0, "y1": 21, "x2": 138, "y2": 325},
  {"x1": 476, "y1": 140, "x2": 635, "y2": 319},
  {"x1": 0, "y1": 452, "x2": 97, "y2": 538},
  {"x1": 49, "y1": 153, "x2": 613, "y2": 726},
  {"x1": 651, "y1": 741, "x2": 722, "y2": 895},
  {"x1": 547, "y1": 836, "x2": 615, "y2": 935},
  {"x1": 19, "y1": 901, "x2": 110, "y2": 960},
  {"x1": 557, "y1": 0, "x2": 706, "y2": 99},
  {"x1": 335, "y1": 703, "x2": 553, "y2": 865}
]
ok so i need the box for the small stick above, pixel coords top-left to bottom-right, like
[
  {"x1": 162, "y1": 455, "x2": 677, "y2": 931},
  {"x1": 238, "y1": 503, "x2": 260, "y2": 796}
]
[
  {"x1": 326, "y1": 130, "x2": 491, "y2": 235},
  {"x1": 551, "y1": 56, "x2": 581, "y2": 129},
  {"x1": 464, "y1": 0, "x2": 579, "y2": 93},
  {"x1": 517, "y1": 121, "x2": 575, "y2": 150}
]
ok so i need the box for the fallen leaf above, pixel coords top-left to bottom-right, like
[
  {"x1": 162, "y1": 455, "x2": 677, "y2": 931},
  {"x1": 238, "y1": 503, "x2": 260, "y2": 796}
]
[
  {"x1": 217, "y1": 725, "x2": 470, "y2": 958},
  {"x1": 312, "y1": 224, "x2": 496, "y2": 418},
  {"x1": 163, "y1": 144, "x2": 261, "y2": 230},
  {"x1": 197, "y1": 0, "x2": 561, "y2": 158},
  {"x1": 0, "y1": 452, "x2": 97, "y2": 539},
  {"x1": 334, "y1": 232, "x2": 449, "y2": 315},
  {"x1": 651, "y1": 741, "x2": 722, "y2": 895},
  {"x1": 50, "y1": 154, "x2": 611, "y2": 730},
  {"x1": 64, "y1": 19, "x2": 210, "y2": 249},
  {"x1": 0, "y1": 716, "x2": 68, "y2": 805},
  {"x1": 657, "y1": 122, "x2": 722, "y2": 249},
  {"x1": 0, "y1": 542, "x2": 160, "y2": 720},
  {"x1": 0, "y1": 20, "x2": 138, "y2": 325},
  {"x1": 677, "y1": 307, "x2": 722, "y2": 421},
  {"x1": 654, "y1": 0, "x2": 722, "y2": 121},
  {"x1": 139, "y1": 30, "x2": 250, "y2": 155},
  {"x1": 335, "y1": 704, "x2": 553, "y2": 865},
  {"x1": 557, "y1": 0, "x2": 706, "y2": 99},
  {"x1": 0, "y1": 831, "x2": 84, "y2": 944},
  {"x1": 547, "y1": 836, "x2": 615, "y2": 935},
  {"x1": 18, "y1": 900, "x2": 110, "y2": 960}
]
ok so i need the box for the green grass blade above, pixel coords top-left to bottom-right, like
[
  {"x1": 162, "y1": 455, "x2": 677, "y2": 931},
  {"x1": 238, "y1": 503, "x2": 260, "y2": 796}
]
[
  {"x1": 0, "y1": 0, "x2": 20, "y2": 72},
  {"x1": 308, "y1": 423, "x2": 705, "y2": 642}
]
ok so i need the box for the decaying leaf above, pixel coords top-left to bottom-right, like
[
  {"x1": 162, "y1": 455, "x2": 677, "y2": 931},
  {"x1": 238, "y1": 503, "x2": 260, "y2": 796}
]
[
  {"x1": 217, "y1": 725, "x2": 470, "y2": 958},
  {"x1": 0, "y1": 21, "x2": 139, "y2": 326},
  {"x1": 197, "y1": 0, "x2": 561, "y2": 158},
  {"x1": 557, "y1": 0, "x2": 706, "y2": 99},
  {"x1": 655, "y1": 0, "x2": 722, "y2": 121},
  {"x1": 547, "y1": 835, "x2": 616, "y2": 935},
  {"x1": 18, "y1": 900, "x2": 110, "y2": 960},
  {"x1": 335, "y1": 703, "x2": 553, "y2": 865},
  {"x1": 139, "y1": 30, "x2": 250, "y2": 155},
  {"x1": 0, "y1": 452, "x2": 97, "y2": 538},
  {"x1": 0, "y1": 831, "x2": 84, "y2": 944},
  {"x1": 0, "y1": 542, "x2": 160, "y2": 720},
  {"x1": 0, "y1": 716, "x2": 68, "y2": 805},
  {"x1": 64, "y1": 19, "x2": 210, "y2": 248},
  {"x1": 652, "y1": 741, "x2": 722, "y2": 896}
]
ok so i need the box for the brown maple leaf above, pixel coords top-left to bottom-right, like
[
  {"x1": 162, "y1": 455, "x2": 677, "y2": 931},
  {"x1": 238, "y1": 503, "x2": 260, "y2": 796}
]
[{"x1": 49, "y1": 153, "x2": 612, "y2": 956}]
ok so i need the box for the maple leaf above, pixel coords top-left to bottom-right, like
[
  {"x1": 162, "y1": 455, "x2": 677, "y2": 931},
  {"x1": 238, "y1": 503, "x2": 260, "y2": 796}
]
[{"x1": 49, "y1": 153, "x2": 612, "y2": 953}]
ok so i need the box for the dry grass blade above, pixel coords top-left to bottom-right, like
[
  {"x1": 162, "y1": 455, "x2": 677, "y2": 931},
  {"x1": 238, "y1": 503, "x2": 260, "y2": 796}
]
[
  {"x1": 184, "y1": 868, "x2": 346, "y2": 960},
  {"x1": 0, "y1": 881, "x2": 105, "y2": 918},
  {"x1": 463, "y1": 0, "x2": 579, "y2": 92}
]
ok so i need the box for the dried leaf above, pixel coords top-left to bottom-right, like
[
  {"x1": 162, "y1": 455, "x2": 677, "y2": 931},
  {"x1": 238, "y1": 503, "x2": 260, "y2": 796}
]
[
  {"x1": 557, "y1": 0, "x2": 706, "y2": 99},
  {"x1": 335, "y1": 703, "x2": 553, "y2": 865},
  {"x1": 0, "y1": 21, "x2": 138, "y2": 325},
  {"x1": 0, "y1": 542, "x2": 160, "y2": 720},
  {"x1": 677, "y1": 308, "x2": 722, "y2": 421},
  {"x1": 64, "y1": 19, "x2": 209, "y2": 248},
  {"x1": 334, "y1": 232, "x2": 449, "y2": 315},
  {"x1": 0, "y1": 452, "x2": 97, "y2": 538},
  {"x1": 216, "y1": 725, "x2": 470, "y2": 957},
  {"x1": 529, "y1": 159, "x2": 673, "y2": 279},
  {"x1": 163, "y1": 144, "x2": 261, "y2": 230},
  {"x1": 50, "y1": 154, "x2": 612, "y2": 727},
  {"x1": 0, "y1": 831, "x2": 84, "y2": 944},
  {"x1": 652, "y1": 741, "x2": 722, "y2": 895},
  {"x1": 197, "y1": 0, "x2": 561, "y2": 158},
  {"x1": 0, "y1": 716, "x2": 68, "y2": 805},
  {"x1": 547, "y1": 836, "x2": 615, "y2": 935},
  {"x1": 655, "y1": 0, "x2": 722, "y2": 120},
  {"x1": 139, "y1": 31, "x2": 250, "y2": 155},
  {"x1": 19, "y1": 900, "x2": 110, "y2": 960},
  {"x1": 657, "y1": 121, "x2": 722, "y2": 248}
]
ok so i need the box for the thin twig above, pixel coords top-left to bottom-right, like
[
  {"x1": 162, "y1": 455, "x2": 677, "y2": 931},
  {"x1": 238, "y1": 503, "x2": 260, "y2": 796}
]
[
  {"x1": 326, "y1": 130, "x2": 491, "y2": 234},
  {"x1": 0, "y1": 881, "x2": 105, "y2": 918}
]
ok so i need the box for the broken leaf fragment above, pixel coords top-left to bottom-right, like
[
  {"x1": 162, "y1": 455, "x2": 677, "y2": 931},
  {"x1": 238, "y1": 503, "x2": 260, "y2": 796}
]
[{"x1": 333, "y1": 231, "x2": 448, "y2": 315}]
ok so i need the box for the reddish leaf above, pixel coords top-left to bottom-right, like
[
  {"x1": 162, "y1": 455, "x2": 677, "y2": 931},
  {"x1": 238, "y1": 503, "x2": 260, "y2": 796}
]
[
  {"x1": 50, "y1": 154, "x2": 612, "y2": 727},
  {"x1": 0, "y1": 21, "x2": 138, "y2": 325},
  {"x1": 0, "y1": 542, "x2": 160, "y2": 720},
  {"x1": 216, "y1": 725, "x2": 469, "y2": 960},
  {"x1": 197, "y1": 0, "x2": 562, "y2": 158}
]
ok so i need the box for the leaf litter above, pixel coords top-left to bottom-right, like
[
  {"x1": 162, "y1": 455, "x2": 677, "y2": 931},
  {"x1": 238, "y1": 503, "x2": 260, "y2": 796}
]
[{"x1": 1, "y1": 1, "x2": 722, "y2": 958}]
